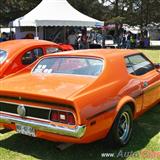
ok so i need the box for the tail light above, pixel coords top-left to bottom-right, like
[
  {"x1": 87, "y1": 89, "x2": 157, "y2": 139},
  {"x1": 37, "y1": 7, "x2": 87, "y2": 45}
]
[
  {"x1": 50, "y1": 110, "x2": 75, "y2": 125},
  {"x1": 51, "y1": 110, "x2": 59, "y2": 122},
  {"x1": 68, "y1": 113, "x2": 75, "y2": 125}
]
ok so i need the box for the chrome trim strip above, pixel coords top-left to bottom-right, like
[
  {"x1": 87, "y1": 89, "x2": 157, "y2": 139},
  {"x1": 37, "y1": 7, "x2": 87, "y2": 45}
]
[
  {"x1": 0, "y1": 111, "x2": 51, "y2": 123},
  {"x1": 0, "y1": 115, "x2": 86, "y2": 138}
]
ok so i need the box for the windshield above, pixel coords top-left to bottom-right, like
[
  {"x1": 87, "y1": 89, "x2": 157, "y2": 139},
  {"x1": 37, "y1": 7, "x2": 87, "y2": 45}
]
[
  {"x1": 105, "y1": 35, "x2": 113, "y2": 40},
  {"x1": 32, "y1": 57, "x2": 103, "y2": 76},
  {"x1": 0, "y1": 49, "x2": 7, "y2": 64}
]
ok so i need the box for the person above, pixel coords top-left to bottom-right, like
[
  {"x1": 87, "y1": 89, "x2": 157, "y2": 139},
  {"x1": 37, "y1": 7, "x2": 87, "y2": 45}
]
[
  {"x1": 0, "y1": 32, "x2": 7, "y2": 42},
  {"x1": 140, "y1": 35, "x2": 144, "y2": 48},
  {"x1": 24, "y1": 33, "x2": 34, "y2": 39},
  {"x1": 130, "y1": 34, "x2": 136, "y2": 48},
  {"x1": 136, "y1": 34, "x2": 140, "y2": 48},
  {"x1": 119, "y1": 32, "x2": 126, "y2": 48},
  {"x1": 67, "y1": 31, "x2": 78, "y2": 49},
  {"x1": 9, "y1": 31, "x2": 15, "y2": 40},
  {"x1": 0, "y1": 33, "x2": 3, "y2": 42},
  {"x1": 144, "y1": 36, "x2": 150, "y2": 48},
  {"x1": 79, "y1": 29, "x2": 89, "y2": 49},
  {"x1": 126, "y1": 32, "x2": 131, "y2": 49}
]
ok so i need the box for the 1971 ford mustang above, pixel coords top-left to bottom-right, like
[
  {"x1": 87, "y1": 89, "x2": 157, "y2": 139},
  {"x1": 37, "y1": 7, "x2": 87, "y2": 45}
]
[
  {"x1": 0, "y1": 49, "x2": 160, "y2": 147},
  {"x1": 0, "y1": 39, "x2": 73, "y2": 78}
]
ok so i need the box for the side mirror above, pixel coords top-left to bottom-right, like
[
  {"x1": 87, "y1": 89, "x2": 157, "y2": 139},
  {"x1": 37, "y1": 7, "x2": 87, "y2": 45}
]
[{"x1": 154, "y1": 63, "x2": 160, "y2": 69}]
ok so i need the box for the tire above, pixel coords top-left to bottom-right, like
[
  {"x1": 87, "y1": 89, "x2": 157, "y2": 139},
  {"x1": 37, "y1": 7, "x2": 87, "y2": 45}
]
[{"x1": 108, "y1": 105, "x2": 133, "y2": 147}]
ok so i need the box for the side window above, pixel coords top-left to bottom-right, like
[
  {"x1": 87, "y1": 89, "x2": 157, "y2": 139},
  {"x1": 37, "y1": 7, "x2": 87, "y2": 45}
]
[
  {"x1": 0, "y1": 49, "x2": 7, "y2": 64},
  {"x1": 22, "y1": 48, "x2": 44, "y2": 65},
  {"x1": 125, "y1": 58, "x2": 135, "y2": 75},
  {"x1": 125, "y1": 54, "x2": 154, "y2": 76},
  {"x1": 46, "y1": 47, "x2": 62, "y2": 54},
  {"x1": 33, "y1": 48, "x2": 43, "y2": 58}
]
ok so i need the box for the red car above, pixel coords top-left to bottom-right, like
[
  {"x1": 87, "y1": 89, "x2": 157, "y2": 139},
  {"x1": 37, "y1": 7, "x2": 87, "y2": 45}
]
[{"x1": 0, "y1": 39, "x2": 73, "y2": 78}]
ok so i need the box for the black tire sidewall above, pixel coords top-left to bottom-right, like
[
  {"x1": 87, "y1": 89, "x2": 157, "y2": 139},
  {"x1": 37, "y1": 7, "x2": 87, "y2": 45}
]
[{"x1": 111, "y1": 105, "x2": 133, "y2": 147}]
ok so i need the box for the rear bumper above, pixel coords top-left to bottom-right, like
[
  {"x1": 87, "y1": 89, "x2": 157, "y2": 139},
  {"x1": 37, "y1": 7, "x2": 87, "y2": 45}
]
[{"x1": 0, "y1": 114, "x2": 86, "y2": 138}]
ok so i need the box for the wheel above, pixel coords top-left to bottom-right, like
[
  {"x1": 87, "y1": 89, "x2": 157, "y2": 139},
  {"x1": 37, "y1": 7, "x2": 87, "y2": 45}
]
[{"x1": 108, "y1": 105, "x2": 133, "y2": 147}]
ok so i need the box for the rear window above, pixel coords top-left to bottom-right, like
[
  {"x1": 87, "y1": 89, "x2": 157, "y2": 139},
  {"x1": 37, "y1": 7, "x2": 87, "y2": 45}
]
[
  {"x1": 105, "y1": 35, "x2": 113, "y2": 40},
  {"x1": 0, "y1": 49, "x2": 7, "y2": 64},
  {"x1": 32, "y1": 57, "x2": 103, "y2": 76},
  {"x1": 46, "y1": 47, "x2": 62, "y2": 54}
]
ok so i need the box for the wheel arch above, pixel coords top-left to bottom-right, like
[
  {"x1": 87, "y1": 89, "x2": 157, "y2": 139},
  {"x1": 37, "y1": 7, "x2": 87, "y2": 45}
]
[{"x1": 116, "y1": 96, "x2": 136, "y2": 119}]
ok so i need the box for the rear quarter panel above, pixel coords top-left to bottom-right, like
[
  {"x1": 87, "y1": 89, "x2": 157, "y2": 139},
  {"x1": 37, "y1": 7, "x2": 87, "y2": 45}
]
[{"x1": 69, "y1": 53, "x2": 143, "y2": 141}]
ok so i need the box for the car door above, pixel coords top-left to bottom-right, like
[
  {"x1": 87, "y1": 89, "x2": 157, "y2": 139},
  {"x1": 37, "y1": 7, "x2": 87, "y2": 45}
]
[{"x1": 126, "y1": 53, "x2": 160, "y2": 110}]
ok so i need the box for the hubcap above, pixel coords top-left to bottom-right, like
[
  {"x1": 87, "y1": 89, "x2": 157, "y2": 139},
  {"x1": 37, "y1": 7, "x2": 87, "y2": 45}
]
[{"x1": 118, "y1": 112, "x2": 130, "y2": 142}]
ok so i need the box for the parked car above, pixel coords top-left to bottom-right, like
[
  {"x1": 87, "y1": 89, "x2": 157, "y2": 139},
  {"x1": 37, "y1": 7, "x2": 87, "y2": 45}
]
[
  {"x1": 103, "y1": 35, "x2": 118, "y2": 48},
  {"x1": 0, "y1": 49, "x2": 159, "y2": 147},
  {"x1": 92, "y1": 34, "x2": 118, "y2": 48},
  {"x1": 0, "y1": 39, "x2": 73, "y2": 78}
]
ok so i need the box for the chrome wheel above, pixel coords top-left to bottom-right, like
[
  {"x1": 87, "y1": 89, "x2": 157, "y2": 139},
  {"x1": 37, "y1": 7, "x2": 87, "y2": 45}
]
[
  {"x1": 107, "y1": 106, "x2": 133, "y2": 147},
  {"x1": 118, "y1": 112, "x2": 130, "y2": 142}
]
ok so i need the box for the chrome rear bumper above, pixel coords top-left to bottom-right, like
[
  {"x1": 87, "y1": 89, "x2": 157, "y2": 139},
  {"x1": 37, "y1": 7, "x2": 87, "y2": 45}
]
[{"x1": 0, "y1": 115, "x2": 86, "y2": 138}]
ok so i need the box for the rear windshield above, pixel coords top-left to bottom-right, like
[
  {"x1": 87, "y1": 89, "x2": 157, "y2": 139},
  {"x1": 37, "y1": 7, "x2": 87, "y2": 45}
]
[
  {"x1": 105, "y1": 35, "x2": 113, "y2": 40},
  {"x1": 32, "y1": 57, "x2": 103, "y2": 76},
  {"x1": 0, "y1": 49, "x2": 7, "y2": 64}
]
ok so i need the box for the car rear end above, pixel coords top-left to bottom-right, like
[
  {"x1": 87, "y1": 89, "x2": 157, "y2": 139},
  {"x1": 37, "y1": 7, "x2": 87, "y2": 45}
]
[
  {"x1": 0, "y1": 54, "x2": 106, "y2": 143},
  {"x1": 0, "y1": 95, "x2": 88, "y2": 143}
]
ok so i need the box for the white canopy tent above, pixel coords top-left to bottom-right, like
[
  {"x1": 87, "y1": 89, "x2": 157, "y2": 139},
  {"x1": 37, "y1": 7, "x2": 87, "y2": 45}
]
[{"x1": 9, "y1": 0, "x2": 104, "y2": 27}]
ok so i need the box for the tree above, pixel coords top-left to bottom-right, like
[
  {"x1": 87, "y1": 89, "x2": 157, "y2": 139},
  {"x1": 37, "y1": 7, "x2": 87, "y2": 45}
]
[
  {"x1": 100, "y1": 0, "x2": 160, "y2": 31},
  {"x1": 68, "y1": 0, "x2": 106, "y2": 20},
  {"x1": 0, "y1": 0, "x2": 41, "y2": 26},
  {"x1": 0, "y1": 0, "x2": 160, "y2": 27},
  {"x1": 132, "y1": 0, "x2": 160, "y2": 27}
]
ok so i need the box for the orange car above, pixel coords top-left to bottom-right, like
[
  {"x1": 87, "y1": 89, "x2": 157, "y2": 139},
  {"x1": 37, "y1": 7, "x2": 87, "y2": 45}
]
[
  {"x1": 0, "y1": 39, "x2": 73, "y2": 78},
  {"x1": 0, "y1": 49, "x2": 160, "y2": 147}
]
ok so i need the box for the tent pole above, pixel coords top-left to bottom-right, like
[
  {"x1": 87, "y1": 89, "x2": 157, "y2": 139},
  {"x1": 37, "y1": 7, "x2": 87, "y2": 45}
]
[
  {"x1": 9, "y1": 27, "x2": 11, "y2": 40},
  {"x1": 44, "y1": 27, "x2": 46, "y2": 40},
  {"x1": 64, "y1": 27, "x2": 66, "y2": 43},
  {"x1": 35, "y1": 25, "x2": 39, "y2": 39}
]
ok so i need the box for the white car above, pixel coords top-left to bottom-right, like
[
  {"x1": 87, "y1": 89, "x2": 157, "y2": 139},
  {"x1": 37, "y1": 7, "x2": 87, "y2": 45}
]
[
  {"x1": 92, "y1": 34, "x2": 117, "y2": 48},
  {"x1": 104, "y1": 35, "x2": 118, "y2": 48}
]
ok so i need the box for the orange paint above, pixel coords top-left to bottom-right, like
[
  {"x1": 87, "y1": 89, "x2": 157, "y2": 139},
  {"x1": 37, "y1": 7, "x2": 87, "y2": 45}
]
[
  {"x1": 0, "y1": 49, "x2": 159, "y2": 143},
  {"x1": 0, "y1": 39, "x2": 73, "y2": 78}
]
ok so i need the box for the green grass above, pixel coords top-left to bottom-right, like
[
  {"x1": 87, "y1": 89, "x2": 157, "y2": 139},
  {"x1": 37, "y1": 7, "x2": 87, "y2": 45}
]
[
  {"x1": 0, "y1": 49, "x2": 160, "y2": 160},
  {"x1": 139, "y1": 49, "x2": 160, "y2": 63},
  {"x1": 1, "y1": 104, "x2": 160, "y2": 160}
]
